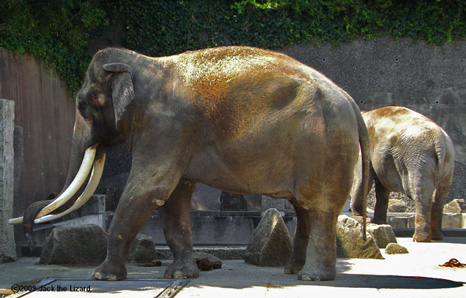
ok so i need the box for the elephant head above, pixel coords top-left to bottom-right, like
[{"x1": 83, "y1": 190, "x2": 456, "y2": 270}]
[{"x1": 9, "y1": 49, "x2": 136, "y2": 243}]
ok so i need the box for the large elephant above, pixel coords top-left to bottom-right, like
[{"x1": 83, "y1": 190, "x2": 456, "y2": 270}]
[
  {"x1": 351, "y1": 106, "x2": 455, "y2": 242},
  {"x1": 10, "y1": 46, "x2": 369, "y2": 281}
]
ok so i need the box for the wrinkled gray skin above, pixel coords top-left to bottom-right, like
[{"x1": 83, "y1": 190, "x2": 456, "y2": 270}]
[
  {"x1": 351, "y1": 106, "x2": 455, "y2": 242},
  {"x1": 23, "y1": 193, "x2": 56, "y2": 251},
  {"x1": 28, "y1": 46, "x2": 369, "y2": 281}
]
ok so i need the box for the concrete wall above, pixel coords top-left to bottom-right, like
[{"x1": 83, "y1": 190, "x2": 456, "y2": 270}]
[
  {"x1": 281, "y1": 37, "x2": 466, "y2": 199},
  {"x1": 0, "y1": 48, "x2": 75, "y2": 208}
]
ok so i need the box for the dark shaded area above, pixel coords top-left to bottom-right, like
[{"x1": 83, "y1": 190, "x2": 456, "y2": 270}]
[
  {"x1": 332, "y1": 274, "x2": 464, "y2": 289},
  {"x1": 29, "y1": 275, "x2": 463, "y2": 295},
  {"x1": 219, "y1": 192, "x2": 248, "y2": 211}
]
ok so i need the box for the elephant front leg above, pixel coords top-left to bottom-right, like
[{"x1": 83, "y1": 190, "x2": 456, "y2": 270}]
[
  {"x1": 158, "y1": 181, "x2": 199, "y2": 279},
  {"x1": 93, "y1": 161, "x2": 183, "y2": 280},
  {"x1": 373, "y1": 180, "x2": 390, "y2": 224},
  {"x1": 285, "y1": 202, "x2": 310, "y2": 274},
  {"x1": 93, "y1": 190, "x2": 162, "y2": 280}
]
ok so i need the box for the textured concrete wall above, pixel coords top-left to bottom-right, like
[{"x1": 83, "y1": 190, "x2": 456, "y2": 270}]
[
  {"x1": 281, "y1": 37, "x2": 466, "y2": 198},
  {"x1": 0, "y1": 99, "x2": 16, "y2": 262},
  {"x1": 0, "y1": 48, "x2": 75, "y2": 208}
]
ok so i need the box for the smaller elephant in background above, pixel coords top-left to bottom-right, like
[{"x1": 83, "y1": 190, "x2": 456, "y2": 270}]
[{"x1": 351, "y1": 106, "x2": 455, "y2": 242}]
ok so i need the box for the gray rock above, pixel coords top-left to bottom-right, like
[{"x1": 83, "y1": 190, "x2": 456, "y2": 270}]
[
  {"x1": 388, "y1": 199, "x2": 407, "y2": 212},
  {"x1": 220, "y1": 192, "x2": 247, "y2": 211},
  {"x1": 194, "y1": 252, "x2": 222, "y2": 270},
  {"x1": 336, "y1": 215, "x2": 383, "y2": 259},
  {"x1": 385, "y1": 243, "x2": 409, "y2": 254},
  {"x1": 366, "y1": 224, "x2": 397, "y2": 248},
  {"x1": 128, "y1": 233, "x2": 157, "y2": 263},
  {"x1": 244, "y1": 208, "x2": 292, "y2": 266},
  {"x1": 444, "y1": 199, "x2": 466, "y2": 213},
  {"x1": 0, "y1": 99, "x2": 16, "y2": 263},
  {"x1": 387, "y1": 214, "x2": 416, "y2": 228},
  {"x1": 39, "y1": 224, "x2": 107, "y2": 264}
]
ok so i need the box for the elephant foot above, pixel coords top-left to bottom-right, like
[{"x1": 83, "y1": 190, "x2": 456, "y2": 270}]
[
  {"x1": 371, "y1": 217, "x2": 387, "y2": 225},
  {"x1": 164, "y1": 259, "x2": 200, "y2": 279},
  {"x1": 284, "y1": 260, "x2": 304, "y2": 275},
  {"x1": 297, "y1": 266, "x2": 336, "y2": 281},
  {"x1": 413, "y1": 232, "x2": 432, "y2": 242},
  {"x1": 431, "y1": 230, "x2": 443, "y2": 240},
  {"x1": 432, "y1": 235, "x2": 443, "y2": 241},
  {"x1": 93, "y1": 260, "x2": 127, "y2": 281}
]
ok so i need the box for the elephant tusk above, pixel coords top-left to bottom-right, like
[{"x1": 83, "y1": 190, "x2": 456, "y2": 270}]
[
  {"x1": 8, "y1": 146, "x2": 98, "y2": 225},
  {"x1": 36, "y1": 146, "x2": 97, "y2": 218},
  {"x1": 33, "y1": 153, "x2": 106, "y2": 224},
  {"x1": 8, "y1": 215, "x2": 23, "y2": 225}
]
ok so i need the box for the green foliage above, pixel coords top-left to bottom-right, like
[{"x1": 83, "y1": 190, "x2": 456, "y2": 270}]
[
  {"x1": 0, "y1": 0, "x2": 110, "y2": 92},
  {"x1": 1, "y1": 0, "x2": 465, "y2": 94},
  {"x1": 228, "y1": 0, "x2": 466, "y2": 45}
]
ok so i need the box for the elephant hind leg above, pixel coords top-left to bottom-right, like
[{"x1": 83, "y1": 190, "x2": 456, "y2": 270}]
[
  {"x1": 297, "y1": 207, "x2": 339, "y2": 281},
  {"x1": 412, "y1": 189, "x2": 436, "y2": 242},
  {"x1": 295, "y1": 187, "x2": 348, "y2": 281},
  {"x1": 431, "y1": 175, "x2": 453, "y2": 240},
  {"x1": 159, "y1": 180, "x2": 199, "y2": 279},
  {"x1": 372, "y1": 180, "x2": 390, "y2": 224}
]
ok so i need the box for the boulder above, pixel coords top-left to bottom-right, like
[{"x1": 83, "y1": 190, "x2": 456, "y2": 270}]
[
  {"x1": 194, "y1": 252, "x2": 222, "y2": 271},
  {"x1": 244, "y1": 208, "x2": 292, "y2": 266},
  {"x1": 366, "y1": 224, "x2": 397, "y2": 248},
  {"x1": 385, "y1": 243, "x2": 409, "y2": 254},
  {"x1": 128, "y1": 233, "x2": 157, "y2": 263},
  {"x1": 39, "y1": 224, "x2": 107, "y2": 264},
  {"x1": 444, "y1": 199, "x2": 466, "y2": 213},
  {"x1": 220, "y1": 192, "x2": 248, "y2": 211},
  {"x1": 388, "y1": 199, "x2": 407, "y2": 212},
  {"x1": 337, "y1": 215, "x2": 383, "y2": 259}
]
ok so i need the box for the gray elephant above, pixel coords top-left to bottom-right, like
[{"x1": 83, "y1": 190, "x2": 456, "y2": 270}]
[
  {"x1": 351, "y1": 106, "x2": 455, "y2": 242},
  {"x1": 10, "y1": 46, "x2": 369, "y2": 281}
]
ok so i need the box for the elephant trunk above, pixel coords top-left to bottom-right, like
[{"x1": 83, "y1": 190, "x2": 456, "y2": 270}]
[
  {"x1": 8, "y1": 146, "x2": 96, "y2": 225},
  {"x1": 9, "y1": 114, "x2": 106, "y2": 250}
]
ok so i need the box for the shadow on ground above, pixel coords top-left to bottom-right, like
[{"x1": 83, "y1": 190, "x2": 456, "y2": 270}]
[{"x1": 326, "y1": 274, "x2": 464, "y2": 289}]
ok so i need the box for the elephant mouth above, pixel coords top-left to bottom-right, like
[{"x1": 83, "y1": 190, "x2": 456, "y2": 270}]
[{"x1": 8, "y1": 146, "x2": 106, "y2": 225}]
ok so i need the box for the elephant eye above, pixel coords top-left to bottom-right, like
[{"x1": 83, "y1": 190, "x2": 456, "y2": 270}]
[
  {"x1": 91, "y1": 95, "x2": 101, "y2": 107},
  {"x1": 78, "y1": 98, "x2": 88, "y2": 113}
]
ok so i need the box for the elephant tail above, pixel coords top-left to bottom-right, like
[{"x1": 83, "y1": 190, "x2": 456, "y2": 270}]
[
  {"x1": 434, "y1": 137, "x2": 446, "y2": 182},
  {"x1": 348, "y1": 97, "x2": 370, "y2": 240},
  {"x1": 433, "y1": 128, "x2": 455, "y2": 183}
]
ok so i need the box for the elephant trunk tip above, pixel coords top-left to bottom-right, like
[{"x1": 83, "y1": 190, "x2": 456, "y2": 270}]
[{"x1": 25, "y1": 232, "x2": 36, "y2": 252}]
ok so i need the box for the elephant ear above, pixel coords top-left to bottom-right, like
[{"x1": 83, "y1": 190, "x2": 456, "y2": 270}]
[{"x1": 103, "y1": 63, "x2": 134, "y2": 130}]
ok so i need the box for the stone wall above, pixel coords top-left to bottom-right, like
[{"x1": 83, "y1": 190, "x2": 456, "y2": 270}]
[
  {"x1": 102, "y1": 38, "x2": 466, "y2": 209},
  {"x1": 281, "y1": 37, "x2": 466, "y2": 199},
  {"x1": 0, "y1": 99, "x2": 16, "y2": 262}
]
